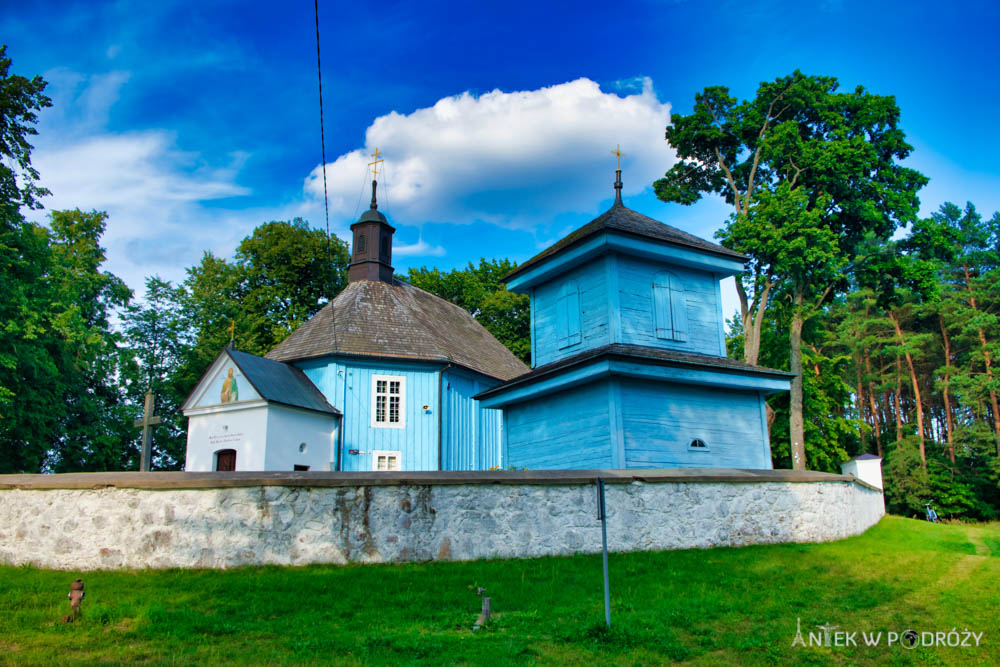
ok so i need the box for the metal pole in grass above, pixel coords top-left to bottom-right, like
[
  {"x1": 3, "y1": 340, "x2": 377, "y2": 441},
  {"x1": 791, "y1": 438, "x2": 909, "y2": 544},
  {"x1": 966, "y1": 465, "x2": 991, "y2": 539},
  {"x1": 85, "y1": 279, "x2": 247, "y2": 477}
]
[{"x1": 596, "y1": 477, "x2": 610, "y2": 627}]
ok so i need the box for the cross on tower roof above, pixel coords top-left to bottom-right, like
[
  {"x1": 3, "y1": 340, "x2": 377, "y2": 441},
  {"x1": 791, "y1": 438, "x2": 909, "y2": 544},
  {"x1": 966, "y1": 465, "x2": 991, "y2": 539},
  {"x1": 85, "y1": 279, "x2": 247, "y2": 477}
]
[
  {"x1": 368, "y1": 147, "x2": 384, "y2": 181},
  {"x1": 612, "y1": 144, "x2": 626, "y2": 171}
]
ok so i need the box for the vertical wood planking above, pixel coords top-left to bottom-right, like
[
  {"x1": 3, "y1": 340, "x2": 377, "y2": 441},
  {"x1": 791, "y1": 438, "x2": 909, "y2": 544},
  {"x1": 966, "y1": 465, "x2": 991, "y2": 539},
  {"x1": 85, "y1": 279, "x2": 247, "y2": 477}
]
[
  {"x1": 617, "y1": 256, "x2": 721, "y2": 356},
  {"x1": 440, "y1": 368, "x2": 503, "y2": 471},
  {"x1": 605, "y1": 254, "x2": 622, "y2": 344},
  {"x1": 619, "y1": 380, "x2": 767, "y2": 468},
  {"x1": 533, "y1": 258, "x2": 610, "y2": 366},
  {"x1": 298, "y1": 359, "x2": 440, "y2": 471},
  {"x1": 505, "y1": 380, "x2": 614, "y2": 469}
]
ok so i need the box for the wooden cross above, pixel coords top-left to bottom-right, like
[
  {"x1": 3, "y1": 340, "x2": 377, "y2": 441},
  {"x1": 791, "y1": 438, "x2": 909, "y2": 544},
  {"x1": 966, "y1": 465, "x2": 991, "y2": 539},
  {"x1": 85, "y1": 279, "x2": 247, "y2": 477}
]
[
  {"x1": 612, "y1": 144, "x2": 626, "y2": 170},
  {"x1": 133, "y1": 389, "x2": 162, "y2": 472},
  {"x1": 368, "y1": 147, "x2": 384, "y2": 181}
]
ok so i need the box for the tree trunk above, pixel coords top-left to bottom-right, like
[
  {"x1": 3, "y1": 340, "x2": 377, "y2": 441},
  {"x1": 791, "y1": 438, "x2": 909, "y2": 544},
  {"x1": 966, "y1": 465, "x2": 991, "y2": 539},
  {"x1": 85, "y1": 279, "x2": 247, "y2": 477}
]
[
  {"x1": 864, "y1": 350, "x2": 882, "y2": 457},
  {"x1": 890, "y1": 312, "x2": 926, "y2": 463},
  {"x1": 737, "y1": 279, "x2": 773, "y2": 367},
  {"x1": 788, "y1": 291, "x2": 806, "y2": 470},
  {"x1": 939, "y1": 315, "x2": 955, "y2": 461},
  {"x1": 890, "y1": 311, "x2": 926, "y2": 465},
  {"x1": 894, "y1": 357, "x2": 903, "y2": 443},
  {"x1": 856, "y1": 362, "x2": 867, "y2": 451}
]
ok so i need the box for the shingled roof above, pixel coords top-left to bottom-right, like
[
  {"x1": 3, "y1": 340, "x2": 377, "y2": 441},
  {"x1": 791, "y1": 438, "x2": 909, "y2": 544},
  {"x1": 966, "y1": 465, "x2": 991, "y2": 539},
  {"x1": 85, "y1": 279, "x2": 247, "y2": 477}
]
[
  {"x1": 475, "y1": 343, "x2": 793, "y2": 400},
  {"x1": 266, "y1": 279, "x2": 529, "y2": 381},
  {"x1": 505, "y1": 200, "x2": 746, "y2": 282}
]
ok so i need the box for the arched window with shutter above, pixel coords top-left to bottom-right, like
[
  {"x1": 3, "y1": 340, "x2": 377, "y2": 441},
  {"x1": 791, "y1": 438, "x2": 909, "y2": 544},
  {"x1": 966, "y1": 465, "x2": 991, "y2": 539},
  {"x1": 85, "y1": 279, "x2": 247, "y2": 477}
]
[
  {"x1": 653, "y1": 272, "x2": 688, "y2": 342},
  {"x1": 557, "y1": 279, "x2": 581, "y2": 349}
]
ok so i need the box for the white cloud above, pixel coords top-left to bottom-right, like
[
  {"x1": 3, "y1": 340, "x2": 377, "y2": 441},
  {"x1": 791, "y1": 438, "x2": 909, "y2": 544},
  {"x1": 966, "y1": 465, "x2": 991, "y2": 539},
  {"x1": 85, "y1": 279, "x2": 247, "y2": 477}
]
[
  {"x1": 393, "y1": 237, "x2": 446, "y2": 258},
  {"x1": 305, "y1": 77, "x2": 674, "y2": 229},
  {"x1": 26, "y1": 68, "x2": 260, "y2": 297},
  {"x1": 30, "y1": 129, "x2": 255, "y2": 295}
]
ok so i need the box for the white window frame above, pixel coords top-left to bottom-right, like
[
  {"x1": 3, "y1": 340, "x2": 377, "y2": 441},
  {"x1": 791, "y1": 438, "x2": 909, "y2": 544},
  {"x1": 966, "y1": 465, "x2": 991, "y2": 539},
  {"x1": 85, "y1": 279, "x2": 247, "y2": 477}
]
[
  {"x1": 372, "y1": 449, "x2": 402, "y2": 471},
  {"x1": 371, "y1": 375, "x2": 406, "y2": 428},
  {"x1": 688, "y1": 437, "x2": 710, "y2": 451}
]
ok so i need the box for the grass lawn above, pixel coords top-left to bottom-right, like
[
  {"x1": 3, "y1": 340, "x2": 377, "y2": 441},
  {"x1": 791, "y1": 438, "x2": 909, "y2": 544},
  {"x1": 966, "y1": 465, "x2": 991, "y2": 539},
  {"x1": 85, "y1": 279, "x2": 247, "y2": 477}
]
[{"x1": 1, "y1": 516, "x2": 997, "y2": 665}]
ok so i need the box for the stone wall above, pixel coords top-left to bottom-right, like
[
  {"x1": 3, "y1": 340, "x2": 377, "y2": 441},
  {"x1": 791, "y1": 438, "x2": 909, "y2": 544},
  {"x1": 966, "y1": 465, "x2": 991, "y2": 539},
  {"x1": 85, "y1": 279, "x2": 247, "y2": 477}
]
[{"x1": 0, "y1": 469, "x2": 884, "y2": 570}]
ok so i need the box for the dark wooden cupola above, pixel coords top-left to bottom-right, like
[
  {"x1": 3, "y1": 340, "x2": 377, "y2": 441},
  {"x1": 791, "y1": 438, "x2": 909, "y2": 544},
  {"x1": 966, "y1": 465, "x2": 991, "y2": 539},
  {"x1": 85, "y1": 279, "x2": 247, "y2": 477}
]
[{"x1": 348, "y1": 179, "x2": 395, "y2": 283}]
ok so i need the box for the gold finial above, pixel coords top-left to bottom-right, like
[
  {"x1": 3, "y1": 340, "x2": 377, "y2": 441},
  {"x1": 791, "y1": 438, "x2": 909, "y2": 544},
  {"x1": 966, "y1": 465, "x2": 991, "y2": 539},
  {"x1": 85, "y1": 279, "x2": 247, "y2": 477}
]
[
  {"x1": 612, "y1": 144, "x2": 626, "y2": 171},
  {"x1": 228, "y1": 320, "x2": 235, "y2": 348},
  {"x1": 368, "y1": 147, "x2": 384, "y2": 181}
]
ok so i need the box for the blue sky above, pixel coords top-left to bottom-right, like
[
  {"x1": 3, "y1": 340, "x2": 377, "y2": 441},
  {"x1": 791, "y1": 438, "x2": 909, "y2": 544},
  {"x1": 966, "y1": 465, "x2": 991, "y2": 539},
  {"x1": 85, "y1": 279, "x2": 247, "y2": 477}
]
[{"x1": 4, "y1": 0, "x2": 999, "y2": 320}]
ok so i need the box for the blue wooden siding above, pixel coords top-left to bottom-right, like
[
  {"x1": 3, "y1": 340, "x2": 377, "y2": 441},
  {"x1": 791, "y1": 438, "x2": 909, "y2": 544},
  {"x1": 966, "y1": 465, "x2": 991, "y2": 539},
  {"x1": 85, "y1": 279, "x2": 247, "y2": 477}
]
[
  {"x1": 618, "y1": 379, "x2": 770, "y2": 469},
  {"x1": 440, "y1": 367, "x2": 503, "y2": 470},
  {"x1": 617, "y1": 256, "x2": 721, "y2": 356},
  {"x1": 505, "y1": 380, "x2": 614, "y2": 469},
  {"x1": 295, "y1": 358, "x2": 440, "y2": 471},
  {"x1": 533, "y1": 258, "x2": 610, "y2": 367}
]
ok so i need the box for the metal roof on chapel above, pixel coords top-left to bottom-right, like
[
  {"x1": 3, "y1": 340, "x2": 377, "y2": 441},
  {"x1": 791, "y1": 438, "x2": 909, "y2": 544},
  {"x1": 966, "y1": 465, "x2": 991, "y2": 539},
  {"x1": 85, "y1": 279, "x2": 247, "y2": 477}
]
[
  {"x1": 505, "y1": 173, "x2": 746, "y2": 283},
  {"x1": 265, "y1": 278, "x2": 529, "y2": 381}
]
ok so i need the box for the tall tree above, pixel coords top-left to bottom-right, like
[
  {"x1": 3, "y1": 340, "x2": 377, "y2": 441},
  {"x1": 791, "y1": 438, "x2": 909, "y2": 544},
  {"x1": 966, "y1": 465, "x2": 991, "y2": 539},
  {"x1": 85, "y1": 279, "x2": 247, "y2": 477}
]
[
  {"x1": 122, "y1": 277, "x2": 191, "y2": 469},
  {"x1": 236, "y1": 218, "x2": 348, "y2": 350},
  {"x1": 655, "y1": 71, "x2": 926, "y2": 469},
  {"x1": 936, "y1": 203, "x2": 1000, "y2": 455},
  {"x1": 0, "y1": 45, "x2": 57, "y2": 471},
  {"x1": 46, "y1": 210, "x2": 134, "y2": 472},
  {"x1": 0, "y1": 44, "x2": 51, "y2": 217},
  {"x1": 176, "y1": 220, "x2": 349, "y2": 397}
]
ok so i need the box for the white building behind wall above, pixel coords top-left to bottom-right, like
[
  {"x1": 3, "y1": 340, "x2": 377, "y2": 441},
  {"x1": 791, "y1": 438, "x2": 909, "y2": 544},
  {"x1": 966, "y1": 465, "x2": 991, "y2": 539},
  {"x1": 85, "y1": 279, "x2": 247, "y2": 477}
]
[{"x1": 183, "y1": 349, "x2": 341, "y2": 472}]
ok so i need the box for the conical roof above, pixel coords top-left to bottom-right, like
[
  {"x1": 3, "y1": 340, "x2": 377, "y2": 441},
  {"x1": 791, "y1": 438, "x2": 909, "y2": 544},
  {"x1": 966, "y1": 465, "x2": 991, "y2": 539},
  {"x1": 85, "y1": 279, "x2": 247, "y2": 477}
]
[
  {"x1": 505, "y1": 200, "x2": 745, "y2": 283},
  {"x1": 266, "y1": 278, "x2": 528, "y2": 381}
]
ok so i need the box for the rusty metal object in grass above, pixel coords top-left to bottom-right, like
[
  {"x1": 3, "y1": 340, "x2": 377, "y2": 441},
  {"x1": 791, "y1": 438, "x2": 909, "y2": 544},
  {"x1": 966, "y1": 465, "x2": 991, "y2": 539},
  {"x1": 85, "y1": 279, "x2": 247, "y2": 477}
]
[
  {"x1": 472, "y1": 586, "x2": 491, "y2": 631},
  {"x1": 63, "y1": 578, "x2": 85, "y2": 623}
]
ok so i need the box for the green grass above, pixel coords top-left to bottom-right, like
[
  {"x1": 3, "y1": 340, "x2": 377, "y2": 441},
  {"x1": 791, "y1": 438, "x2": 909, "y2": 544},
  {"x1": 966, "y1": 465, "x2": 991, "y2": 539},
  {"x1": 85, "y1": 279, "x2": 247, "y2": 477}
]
[{"x1": 1, "y1": 516, "x2": 997, "y2": 665}]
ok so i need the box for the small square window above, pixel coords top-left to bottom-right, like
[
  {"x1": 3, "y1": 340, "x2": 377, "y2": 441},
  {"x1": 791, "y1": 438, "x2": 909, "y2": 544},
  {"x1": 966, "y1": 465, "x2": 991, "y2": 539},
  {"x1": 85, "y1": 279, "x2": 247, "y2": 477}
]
[{"x1": 373, "y1": 450, "x2": 401, "y2": 471}]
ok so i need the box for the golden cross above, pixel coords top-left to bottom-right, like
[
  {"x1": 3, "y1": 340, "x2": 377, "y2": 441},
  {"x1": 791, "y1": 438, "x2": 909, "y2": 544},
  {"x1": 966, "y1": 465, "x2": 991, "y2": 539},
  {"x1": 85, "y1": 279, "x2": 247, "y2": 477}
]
[
  {"x1": 228, "y1": 320, "x2": 235, "y2": 348},
  {"x1": 612, "y1": 144, "x2": 626, "y2": 171},
  {"x1": 368, "y1": 147, "x2": 384, "y2": 181}
]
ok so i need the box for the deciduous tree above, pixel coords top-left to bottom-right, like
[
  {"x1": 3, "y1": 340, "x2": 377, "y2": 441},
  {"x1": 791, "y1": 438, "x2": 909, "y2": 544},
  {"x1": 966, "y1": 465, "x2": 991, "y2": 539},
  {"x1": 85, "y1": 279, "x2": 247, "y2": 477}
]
[{"x1": 655, "y1": 71, "x2": 926, "y2": 469}]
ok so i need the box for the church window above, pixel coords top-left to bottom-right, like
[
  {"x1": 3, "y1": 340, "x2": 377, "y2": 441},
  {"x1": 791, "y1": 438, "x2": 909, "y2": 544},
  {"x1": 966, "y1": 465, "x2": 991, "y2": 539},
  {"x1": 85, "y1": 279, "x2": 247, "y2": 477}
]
[
  {"x1": 371, "y1": 375, "x2": 405, "y2": 428},
  {"x1": 689, "y1": 438, "x2": 708, "y2": 450},
  {"x1": 372, "y1": 450, "x2": 401, "y2": 471},
  {"x1": 357, "y1": 234, "x2": 366, "y2": 253},
  {"x1": 381, "y1": 234, "x2": 390, "y2": 257},
  {"x1": 653, "y1": 272, "x2": 689, "y2": 342},
  {"x1": 557, "y1": 279, "x2": 582, "y2": 349}
]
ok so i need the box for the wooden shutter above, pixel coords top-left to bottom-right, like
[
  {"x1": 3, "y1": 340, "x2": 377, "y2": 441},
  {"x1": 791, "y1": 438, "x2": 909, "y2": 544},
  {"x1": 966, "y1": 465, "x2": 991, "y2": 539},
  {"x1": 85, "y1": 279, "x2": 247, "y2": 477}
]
[
  {"x1": 653, "y1": 273, "x2": 673, "y2": 339},
  {"x1": 670, "y1": 276, "x2": 688, "y2": 342},
  {"x1": 557, "y1": 280, "x2": 581, "y2": 349},
  {"x1": 653, "y1": 272, "x2": 688, "y2": 341}
]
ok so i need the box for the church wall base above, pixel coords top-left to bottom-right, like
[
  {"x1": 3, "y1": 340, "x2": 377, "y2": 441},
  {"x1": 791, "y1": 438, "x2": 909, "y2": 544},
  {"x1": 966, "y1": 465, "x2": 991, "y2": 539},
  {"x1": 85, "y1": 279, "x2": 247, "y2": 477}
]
[{"x1": 0, "y1": 471, "x2": 885, "y2": 570}]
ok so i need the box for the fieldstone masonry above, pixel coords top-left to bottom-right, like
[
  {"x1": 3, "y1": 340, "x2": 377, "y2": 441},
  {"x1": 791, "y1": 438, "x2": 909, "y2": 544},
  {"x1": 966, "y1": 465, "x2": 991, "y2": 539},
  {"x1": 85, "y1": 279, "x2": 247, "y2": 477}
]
[{"x1": 0, "y1": 470, "x2": 884, "y2": 570}]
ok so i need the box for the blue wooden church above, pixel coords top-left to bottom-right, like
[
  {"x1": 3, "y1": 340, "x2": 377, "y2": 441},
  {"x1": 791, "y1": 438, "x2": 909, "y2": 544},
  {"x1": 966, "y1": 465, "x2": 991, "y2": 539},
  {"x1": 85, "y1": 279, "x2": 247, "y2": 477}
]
[
  {"x1": 184, "y1": 164, "x2": 790, "y2": 472},
  {"x1": 475, "y1": 168, "x2": 792, "y2": 469}
]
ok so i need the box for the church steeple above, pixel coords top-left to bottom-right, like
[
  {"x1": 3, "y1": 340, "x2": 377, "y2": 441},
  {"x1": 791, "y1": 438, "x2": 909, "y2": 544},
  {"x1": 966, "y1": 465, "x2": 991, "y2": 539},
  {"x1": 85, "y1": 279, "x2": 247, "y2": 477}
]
[
  {"x1": 612, "y1": 144, "x2": 625, "y2": 207},
  {"x1": 348, "y1": 149, "x2": 395, "y2": 283}
]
